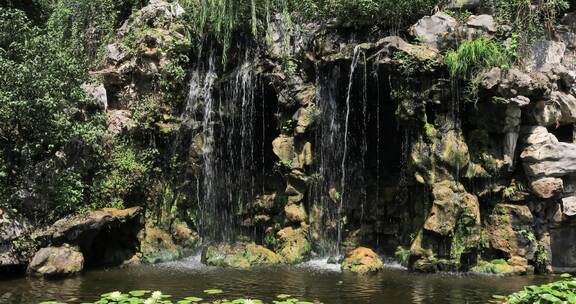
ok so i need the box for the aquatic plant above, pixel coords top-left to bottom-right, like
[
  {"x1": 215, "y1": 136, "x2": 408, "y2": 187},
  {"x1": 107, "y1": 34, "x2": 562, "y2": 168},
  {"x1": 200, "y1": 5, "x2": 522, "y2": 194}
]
[
  {"x1": 38, "y1": 290, "x2": 322, "y2": 304},
  {"x1": 494, "y1": 274, "x2": 576, "y2": 303}
]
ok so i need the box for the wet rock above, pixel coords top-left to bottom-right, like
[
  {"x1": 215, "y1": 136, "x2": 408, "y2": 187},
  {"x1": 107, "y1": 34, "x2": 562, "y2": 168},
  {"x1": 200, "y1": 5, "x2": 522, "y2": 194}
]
[
  {"x1": 436, "y1": 130, "x2": 470, "y2": 170},
  {"x1": 140, "y1": 226, "x2": 180, "y2": 264},
  {"x1": 341, "y1": 247, "x2": 383, "y2": 274},
  {"x1": 0, "y1": 208, "x2": 33, "y2": 273},
  {"x1": 410, "y1": 12, "x2": 458, "y2": 50},
  {"x1": 284, "y1": 203, "x2": 307, "y2": 223},
  {"x1": 294, "y1": 105, "x2": 318, "y2": 134},
  {"x1": 202, "y1": 243, "x2": 283, "y2": 268},
  {"x1": 424, "y1": 181, "x2": 480, "y2": 236},
  {"x1": 275, "y1": 226, "x2": 311, "y2": 264},
  {"x1": 272, "y1": 135, "x2": 295, "y2": 163},
  {"x1": 28, "y1": 244, "x2": 84, "y2": 277},
  {"x1": 485, "y1": 204, "x2": 537, "y2": 260}
]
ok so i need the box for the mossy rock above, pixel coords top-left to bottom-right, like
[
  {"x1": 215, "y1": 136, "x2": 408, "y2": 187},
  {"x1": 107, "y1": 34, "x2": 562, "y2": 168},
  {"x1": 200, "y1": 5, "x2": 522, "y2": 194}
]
[
  {"x1": 201, "y1": 243, "x2": 283, "y2": 268},
  {"x1": 341, "y1": 247, "x2": 384, "y2": 274},
  {"x1": 470, "y1": 259, "x2": 532, "y2": 275},
  {"x1": 140, "y1": 226, "x2": 181, "y2": 264},
  {"x1": 275, "y1": 226, "x2": 311, "y2": 264}
]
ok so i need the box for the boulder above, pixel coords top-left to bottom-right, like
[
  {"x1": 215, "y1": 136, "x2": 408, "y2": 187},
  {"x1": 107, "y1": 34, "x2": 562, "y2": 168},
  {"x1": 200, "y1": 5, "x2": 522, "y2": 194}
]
[
  {"x1": 471, "y1": 258, "x2": 532, "y2": 276},
  {"x1": 341, "y1": 247, "x2": 383, "y2": 274},
  {"x1": 28, "y1": 244, "x2": 84, "y2": 277},
  {"x1": 201, "y1": 243, "x2": 283, "y2": 268},
  {"x1": 445, "y1": 0, "x2": 482, "y2": 9},
  {"x1": 410, "y1": 12, "x2": 458, "y2": 50},
  {"x1": 170, "y1": 220, "x2": 200, "y2": 249},
  {"x1": 275, "y1": 226, "x2": 311, "y2": 264},
  {"x1": 530, "y1": 91, "x2": 576, "y2": 126},
  {"x1": 81, "y1": 82, "x2": 108, "y2": 111},
  {"x1": 272, "y1": 135, "x2": 295, "y2": 163},
  {"x1": 562, "y1": 196, "x2": 576, "y2": 217},
  {"x1": 375, "y1": 36, "x2": 440, "y2": 61}
]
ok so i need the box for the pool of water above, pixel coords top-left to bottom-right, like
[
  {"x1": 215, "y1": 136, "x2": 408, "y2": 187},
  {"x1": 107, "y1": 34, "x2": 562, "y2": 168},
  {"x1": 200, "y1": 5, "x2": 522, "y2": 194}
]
[{"x1": 0, "y1": 256, "x2": 555, "y2": 304}]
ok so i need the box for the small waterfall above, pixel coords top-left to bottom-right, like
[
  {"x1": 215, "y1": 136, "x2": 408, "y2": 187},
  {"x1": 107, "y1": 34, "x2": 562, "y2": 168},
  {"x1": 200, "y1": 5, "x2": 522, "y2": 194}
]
[{"x1": 184, "y1": 47, "x2": 259, "y2": 242}]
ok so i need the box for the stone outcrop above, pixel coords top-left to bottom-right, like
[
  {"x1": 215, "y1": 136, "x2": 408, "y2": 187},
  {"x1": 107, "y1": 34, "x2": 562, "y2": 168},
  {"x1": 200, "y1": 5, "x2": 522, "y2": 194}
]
[
  {"x1": 28, "y1": 244, "x2": 84, "y2": 277},
  {"x1": 341, "y1": 247, "x2": 384, "y2": 274},
  {"x1": 35, "y1": 207, "x2": 144, "y2": 267}
]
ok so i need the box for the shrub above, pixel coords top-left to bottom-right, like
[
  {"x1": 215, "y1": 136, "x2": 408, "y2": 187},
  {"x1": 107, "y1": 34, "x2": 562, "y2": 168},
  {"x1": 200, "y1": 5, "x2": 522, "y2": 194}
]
[{"x1": 495, "y1": 274, "x2": 576, "y2": 304}]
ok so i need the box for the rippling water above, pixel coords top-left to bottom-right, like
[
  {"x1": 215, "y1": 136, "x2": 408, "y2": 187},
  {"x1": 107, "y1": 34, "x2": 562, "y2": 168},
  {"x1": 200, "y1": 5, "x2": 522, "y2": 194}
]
[{"x1": 0, "y1": 256, "x2": 555, "y2": 304}]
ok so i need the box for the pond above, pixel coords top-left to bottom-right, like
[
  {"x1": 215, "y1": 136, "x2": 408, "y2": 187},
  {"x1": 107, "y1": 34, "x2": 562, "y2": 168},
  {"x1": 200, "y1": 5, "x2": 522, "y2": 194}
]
[{"x1": 0, "y1": 256, "x2": 556, "y2": 304}]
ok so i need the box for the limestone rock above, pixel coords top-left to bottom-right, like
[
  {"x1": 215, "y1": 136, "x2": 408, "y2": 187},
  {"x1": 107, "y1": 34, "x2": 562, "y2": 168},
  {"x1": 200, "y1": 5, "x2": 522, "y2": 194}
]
[
  {"x1": 465, "y1": 15, "x2": 497, "y2": 36},
  {"x1": 521, "y1": 128, "x2": 576, "y2": 179},
  {"x1": 530, "y1": 177, "x2": 563, "y2": 199},
  {"x1": 485, "y1": 204, "x2": 537, "y2": 259},
  {"x1": 562, "y1": 196, "x2": 576, "y2": 217},
  {"x1": 285, "y1": 203, "x2": 307, "y2": 223},
  {"x1": 341, "y1": 247, "x2": 383, "y2": 274},
  {"x1": 435, "y1": 130, "x2": 470, "y2": 170},
  {"x1": 471, "y1": 258, "x2": 532, "y2": 276},
  {"x1": 294, "y1": 105, "x2": 318, "y2": 134},
  {"x1": 28, "y1": 244, "x2": 84, "y2": 277},
  {"x1": 410, "y1": 12, "x2": 458, "y2": 50},
  {"x1": 275, "y1": 226, "x2": 311, "y2": 264},
  {"x1": 480, "y1": 68, "x2": 548, "y2": 98},
  {"x1": 202, "y1": 243, "x2": 282, "y2": 268},
  {"x1": 445, "y1": 0, "x2": 481, "y2": 9},
  {"x1": 530, "y1": 91, "x2": 576, "y2": 126},
  {"x1": 272, "y1": 135, "x2": 295, "y2": 163},
  {"x1": 375, "y1": 36, "x2": 440, "y2": 61}
]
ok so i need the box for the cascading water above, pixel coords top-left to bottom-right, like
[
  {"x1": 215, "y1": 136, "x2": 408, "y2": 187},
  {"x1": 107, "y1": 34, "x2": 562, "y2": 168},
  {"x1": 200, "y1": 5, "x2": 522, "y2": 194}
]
[
  {"x1": 314, "y1": 46, "x2": 365, "y2": 256},
  {"x1": 184, "y1": 47, "x2": 261, "y2": 242}
]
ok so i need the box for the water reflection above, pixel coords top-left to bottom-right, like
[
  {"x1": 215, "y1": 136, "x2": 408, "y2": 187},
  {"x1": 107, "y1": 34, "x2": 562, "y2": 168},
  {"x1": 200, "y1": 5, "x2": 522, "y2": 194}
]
[{"x1": 0, "y1": 260, "x2": 555, "y2": 304}]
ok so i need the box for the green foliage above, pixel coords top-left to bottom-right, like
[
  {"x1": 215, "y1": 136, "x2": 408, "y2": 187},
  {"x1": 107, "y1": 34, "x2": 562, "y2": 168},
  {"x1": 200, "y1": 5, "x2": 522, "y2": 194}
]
[
  {"x1": 498, "y1": 274, "x2": 576, "y2": 304},
  {"x1": 492, "y1": 0, "x2": 569, "y2": 47},
  {"x1": 445, "y1": 38, "x2": 514, "y2": 80},
  {"x1": 89, "y1": 143, "x2": 154, "y2": 211},
  {"x1": 394, "y1": 246, "x2": 410, "y2": 267}
]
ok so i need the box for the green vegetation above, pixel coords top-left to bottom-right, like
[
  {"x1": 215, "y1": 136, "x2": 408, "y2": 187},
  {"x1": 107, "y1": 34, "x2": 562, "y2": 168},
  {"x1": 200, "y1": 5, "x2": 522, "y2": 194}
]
[
  {"x1": 494, "y1": 274, "x2": 576, "y2": 304},
  {"x1": 492, "y1": 0, "x2": 569, "y2": 48},
  {"x1": 445, "y1": 38, "x2": 514, "y2": 80},
  {"x1": 39, "y1": 290, "x2": 321, "y2": 304}
]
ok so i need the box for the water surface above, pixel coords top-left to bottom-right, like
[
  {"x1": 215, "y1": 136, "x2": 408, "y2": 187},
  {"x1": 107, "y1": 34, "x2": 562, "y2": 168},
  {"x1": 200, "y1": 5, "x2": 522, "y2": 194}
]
[{"x1": 0, "y1": 256, "x2": 555, "y2": 304}]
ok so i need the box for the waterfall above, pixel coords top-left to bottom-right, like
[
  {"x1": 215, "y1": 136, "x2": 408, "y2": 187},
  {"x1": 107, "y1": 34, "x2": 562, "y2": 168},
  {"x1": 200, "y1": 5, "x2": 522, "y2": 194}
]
[{"x1": 184, "y1": 47, "x2": 258, "y2": 242}]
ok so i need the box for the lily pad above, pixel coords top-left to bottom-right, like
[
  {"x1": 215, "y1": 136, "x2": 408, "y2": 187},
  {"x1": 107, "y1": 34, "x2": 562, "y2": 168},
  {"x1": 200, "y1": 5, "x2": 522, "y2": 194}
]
[{"x1": 203, "y1": 289, "x2": 224, "y2": 295}]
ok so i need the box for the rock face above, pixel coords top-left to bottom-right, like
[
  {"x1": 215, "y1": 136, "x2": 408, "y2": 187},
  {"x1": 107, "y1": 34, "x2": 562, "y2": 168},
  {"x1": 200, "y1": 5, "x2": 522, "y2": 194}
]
[
  {"x1": 28, "y1": 244, "x2": 84, "y2": 277},
  {"x1": 485, "y1": 204, "x2": 537, "y2": 260},
  {"x1": 341, "y1": 247, "x2": 384, "y2": 273},
  {"x1": 0, "y1": 208, "x2": 33, "y2": 273},
  {"x1": 35, "y1": 207, "x2": 144, "y2": 267}
]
